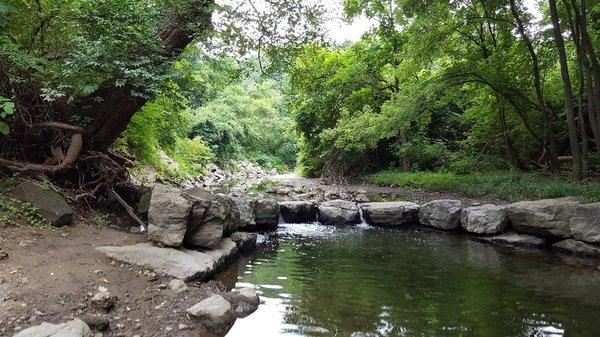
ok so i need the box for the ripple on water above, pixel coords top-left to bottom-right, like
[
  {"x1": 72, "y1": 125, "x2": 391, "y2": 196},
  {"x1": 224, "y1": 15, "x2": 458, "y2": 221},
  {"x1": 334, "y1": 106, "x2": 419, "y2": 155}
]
[{"x1": 224, "y1": 223, "x2": 600, "y2": 337}]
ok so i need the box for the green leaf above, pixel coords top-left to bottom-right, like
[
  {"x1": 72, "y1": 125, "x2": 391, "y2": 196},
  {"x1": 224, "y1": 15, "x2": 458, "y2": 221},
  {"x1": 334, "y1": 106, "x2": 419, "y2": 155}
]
[
  {"x1": 0, "y1": 121, "x2": 9, "y2": 135},
  {"x1": 3, "y1": 101, "x2": 14, "y2": 115}
]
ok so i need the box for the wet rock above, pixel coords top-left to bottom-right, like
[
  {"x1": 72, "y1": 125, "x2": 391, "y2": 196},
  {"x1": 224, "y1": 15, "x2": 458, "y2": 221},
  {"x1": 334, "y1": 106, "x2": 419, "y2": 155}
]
[
  {"x1": 461, "y1": 204, "x2": 509, "y2": 235},
  {"x1": 480, "y1": 231, "x2": 547, "y2": 248},
  {"x1": 80, "y1": 315, "x2": 109, "y2": 332},
  {"x1": 91, "y1": 291, "x2": 115, "y2": 311},
  {"x1": 570, "y1": 203, "x2": 600, "y2": 244},
  {"x1": 168, "y1": 279, "x2": 189, "y2": 294},
  {"x1": 317, "y1": 200, "x2": 360, "y2": 226},
  {"x1": 254, "y1": 199, "x2": 279, "y2": 230},
  {"x1": 229, "y1": 232, "x2": 257, "y2": 254},
  {"x1": 13, "y1": 319, "x2": 92, "y2": 337},
  {"x1": 224, "y1": 288, "x2": 260, "y2": 318},
  {"x1": 279, "y1": 201, "x2": 317, "y2": 223},
  {"x1": 361, "y1": 202, "x2": 420, "y2": 226},
  {"x1": 96, "y1": 239, "x2": 238, "y2": 281},
  {"x1": 11, "y1": 181, "x2": 74, "y2": 226},
  {"x1": 232, "y1": 198, "x2": 256, "y2": 231},
  {"x1": 508, "y1": 197, "x2": 580, "y2": 239},
  {"x1": 186, "y1": 294, "x2": 236, "y2": 335},
  {"x1": 419, "y1": 200, "x2": 463, "y2": 230},
  {"x1": 553, "y1": 239, "x2": 600, "y2": 257},
  {"x1": 147, "y1": 184, "x2": 191, "y2": 247}
]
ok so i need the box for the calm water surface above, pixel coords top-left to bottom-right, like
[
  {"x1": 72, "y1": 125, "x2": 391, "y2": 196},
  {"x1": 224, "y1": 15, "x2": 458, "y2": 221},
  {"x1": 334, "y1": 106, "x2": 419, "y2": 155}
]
[{"x1": 218, "y1": 223, "x2": 600, "y2": 337}]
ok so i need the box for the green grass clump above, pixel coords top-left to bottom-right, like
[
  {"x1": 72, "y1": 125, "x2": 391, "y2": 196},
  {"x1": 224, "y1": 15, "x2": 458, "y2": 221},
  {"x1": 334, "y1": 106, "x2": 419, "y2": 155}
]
[{"x1": 364, "y1": 170, "x2": 600, "y2": 203}]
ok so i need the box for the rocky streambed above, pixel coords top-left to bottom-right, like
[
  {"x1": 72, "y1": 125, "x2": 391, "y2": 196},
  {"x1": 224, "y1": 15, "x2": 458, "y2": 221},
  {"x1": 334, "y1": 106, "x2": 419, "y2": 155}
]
[{"x1": 3, "y1": 178, "x2": 600, "y2": 337}]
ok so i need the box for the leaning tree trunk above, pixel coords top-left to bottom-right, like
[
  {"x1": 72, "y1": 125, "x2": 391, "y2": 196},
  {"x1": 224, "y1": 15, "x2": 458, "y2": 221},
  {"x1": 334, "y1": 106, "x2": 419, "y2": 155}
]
[
  {"x1": 82, "y1": 1, "x2": 215, "y2": 151},
  {"x1": 549, "y1": 0, "x2": 583, "y2": 179}
]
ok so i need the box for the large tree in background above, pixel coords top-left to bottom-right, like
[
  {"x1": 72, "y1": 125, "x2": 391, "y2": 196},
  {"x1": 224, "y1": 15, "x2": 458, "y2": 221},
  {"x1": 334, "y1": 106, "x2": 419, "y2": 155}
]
[{"x1": 0, "y1": 0, "x2": 324, "y2": 176}]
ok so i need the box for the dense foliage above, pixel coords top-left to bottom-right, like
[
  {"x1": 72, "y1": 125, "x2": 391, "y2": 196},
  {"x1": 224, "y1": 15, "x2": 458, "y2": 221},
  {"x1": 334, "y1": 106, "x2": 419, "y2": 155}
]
[{"x1": 290, "y1": 0, "x2": 600, "y2": 180}]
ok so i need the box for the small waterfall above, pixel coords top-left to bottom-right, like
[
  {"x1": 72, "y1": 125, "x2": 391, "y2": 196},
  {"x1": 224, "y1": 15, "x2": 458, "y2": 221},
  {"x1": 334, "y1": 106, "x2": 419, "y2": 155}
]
[{"x1": 357, "y1": 207, "x2": 370, "y2": 228}]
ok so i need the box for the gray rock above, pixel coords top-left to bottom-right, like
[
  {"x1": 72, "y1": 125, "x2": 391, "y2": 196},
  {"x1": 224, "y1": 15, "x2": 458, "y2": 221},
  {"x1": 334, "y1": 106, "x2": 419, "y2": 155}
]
[
  {"x1": 419, "y1": 200, "x2": 463, "y2": 230},
  {"x1": 186, "y1": 294, "x2": 236, "y2": 335},
  {"x1": 254, "y1": 199, "x2": 279, "y2": 230},
  {"x1": 147, "y1": 184, "x2": 191, "y2": 247},
  {"x1": 279, "y1": 201, "x2": 317, "y2": 223},
  {"x1": 461, "y1": 204, "x2": 509, "y2": 235},
  {"x1": 80, "y1": 315, "x2": 109, "y2": 332},
  {"x1": 13, "y1": 319, "x2": 92, "y2": 337},
  {"x1": 0, "y1": 247, "x2": 7, "y2": 260},
  {"x1": 229, "y1": 232, "x2": 257, "y2": 254},
  {"x1": 232, "y1": 198, "x2": 256, "y2": 231},
  {"x1": 136, "y1": 188, "x2": 152, "y2": 215},
  {"x1": 184, "y1": 188, "x2": 240, "y2": 248},
  {"x1": 11, "y1": 182, "x2": 74, "y2": 226},
  {"x1": 508, "y1": 197, "x2": 580, "y2": 239},
  {"x1": 553, "y1": 239, "x2": 600, "y2": 257},
  {"x1": 570, "y1": 203, "x2": 600, "y2": 244},
  {"x1": 361, "y1": 202, "x2": 420, "y2": 226},
  {"x1": 480, "y1": 231, "x2": 547, "y2": 248},
  {"x1": 96, "y1": 239, "x2": 238, "y2": 281},
  {"x1": 168, "y1": 279, "x2": 189, "y2": 294},
  {"x1": 317, "y1": 200, "x2": 360, "y2": 226},
  {"x1": 224, "y1": 288, "x2": 260, "y2": 318},
  {"x1": 90, "y1": 291, "x2": 114, "y2": 311}
]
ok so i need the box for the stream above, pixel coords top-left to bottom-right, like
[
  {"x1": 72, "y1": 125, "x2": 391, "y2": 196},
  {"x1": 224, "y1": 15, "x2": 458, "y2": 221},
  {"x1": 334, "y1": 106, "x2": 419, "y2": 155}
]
[{"x1": 218, "y1": 222, "x2": 600, "y2": 337}]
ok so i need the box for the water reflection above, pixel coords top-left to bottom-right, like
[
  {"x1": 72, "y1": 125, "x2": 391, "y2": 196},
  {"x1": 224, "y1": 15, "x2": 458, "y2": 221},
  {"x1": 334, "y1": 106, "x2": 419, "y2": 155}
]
[{"x1": 219, "y1": 223, "x2": 600, "y2": 337}]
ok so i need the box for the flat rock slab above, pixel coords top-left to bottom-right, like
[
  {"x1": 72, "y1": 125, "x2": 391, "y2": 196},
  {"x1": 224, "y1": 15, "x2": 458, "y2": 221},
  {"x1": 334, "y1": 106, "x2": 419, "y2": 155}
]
[
  {"x1": 317, "y1": 200, "x2": 360, "y2": 226},
  {"x1": 570, "y1": 203, "x2": 600, "y2": 244},
  {"x1": 461, "y1": 204, "x2": 509, "y2": 235},
  {"x1": 480, "y1": 231, "x2": 547, "y2": 248},
  {"x1": 13, "y1": 319, "x2": 92, "y2": 337},
  {"x1": 96, "y1": 239, "x2": 238, "y2": 282},
  {"x1": 361, "y1": 202, "x2": 420, "y2": 226}
]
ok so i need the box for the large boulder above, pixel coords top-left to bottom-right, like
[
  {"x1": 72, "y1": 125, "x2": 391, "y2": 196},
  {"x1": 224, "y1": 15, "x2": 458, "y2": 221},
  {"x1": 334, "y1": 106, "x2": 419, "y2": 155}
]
[
  {"x1": 186, "y1": 294, "x2": 237, "y2": 335},
  {"x1": 570, "y1": 203, "x2": 600, "y2": 244},
  {"x1": 279, "y1": 201, "x2": 317, "y2": 223},
  {"x1": 147, "y1": 184, "x2": 191, "y2": 247},
  {"x1": 13, "y1": 319, "x2": 92, "y2": 337},
  {"x1": 508, "y1": 197, "x2": 580, "y2": 239},
  {"x1": 361, "y1": 202, "x2": 420, "y2": 226},
  {"x1": 184, "y1": 188, "x2": 240, "y2": 248},
  {"x1": 224, "y1": 288, "x2": 260, "y2": 318},
  {"x1": 419, "y1": 200, "x2": 463, "y2": 230},
  {"x1": 480, "y1": 231, "x2": 547, "y2": 248},
  {"x1": 461, "y1": 204, "x2": 509, "y2": 235},
  {"x1": 232, "y1": 197, "x2": 256, "y2": 231},
  {"x1": 317, "y1": 200, "x2": 360, "y2": 226},
  {"x1": 11, "y1": 182, "x2": 74, "y2": 226},
  {"x1": 552, "y1": 239, "x2": 600, "y2": 257},
  {"x1": 254, "y1": 198, "x2": 279, "y2": 230}
]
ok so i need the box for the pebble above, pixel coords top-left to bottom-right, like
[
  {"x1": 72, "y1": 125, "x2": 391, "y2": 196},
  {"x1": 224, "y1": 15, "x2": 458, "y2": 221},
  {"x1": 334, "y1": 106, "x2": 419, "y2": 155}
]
[
  {"x1": 165, "y1": 326, "x2": 173, "y2": 332},
  {"x1": 91, "y1": 291, "x2": 115, "y2": 311}
]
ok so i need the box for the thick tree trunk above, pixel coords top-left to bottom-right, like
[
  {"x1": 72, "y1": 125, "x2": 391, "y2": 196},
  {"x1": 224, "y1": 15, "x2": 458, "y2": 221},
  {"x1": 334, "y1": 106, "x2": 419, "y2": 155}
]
[
  {"x1": 509, "y1": 0, "x2": 560, "y2": 170},
  {"x1": 549, "y1": 0, "x2": 583, "y2": 179}
]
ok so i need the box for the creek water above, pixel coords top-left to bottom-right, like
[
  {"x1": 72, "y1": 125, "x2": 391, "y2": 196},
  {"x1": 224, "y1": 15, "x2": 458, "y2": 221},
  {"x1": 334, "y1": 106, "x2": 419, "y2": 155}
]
[{"x1": 218, "y1": 222, "x2": 600, "y2": 337}]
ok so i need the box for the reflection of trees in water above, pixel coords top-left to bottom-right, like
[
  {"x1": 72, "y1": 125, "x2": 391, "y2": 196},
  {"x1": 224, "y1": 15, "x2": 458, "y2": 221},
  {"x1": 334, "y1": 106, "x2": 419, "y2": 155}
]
[{"x1": 232, "y1": 227, "x2": 600, "y2": 337}]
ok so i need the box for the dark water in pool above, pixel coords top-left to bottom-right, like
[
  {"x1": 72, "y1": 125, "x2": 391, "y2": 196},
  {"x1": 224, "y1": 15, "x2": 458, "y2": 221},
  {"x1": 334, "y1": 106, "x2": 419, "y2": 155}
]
[{"x1": 218, "y1": 223, "x2": 600, "y2": 337}]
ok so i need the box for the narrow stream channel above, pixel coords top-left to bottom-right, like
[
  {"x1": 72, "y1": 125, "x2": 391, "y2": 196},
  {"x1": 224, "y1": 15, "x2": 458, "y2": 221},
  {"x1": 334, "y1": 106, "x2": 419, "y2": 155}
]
[{"x1": 218, "y1": 223, "x2": 600, "y2": 337}]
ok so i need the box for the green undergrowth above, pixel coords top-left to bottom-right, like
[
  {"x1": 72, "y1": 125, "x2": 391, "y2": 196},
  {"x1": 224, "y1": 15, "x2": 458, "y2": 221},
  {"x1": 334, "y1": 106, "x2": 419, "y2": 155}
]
[
  {"x1": 246, "y1": 179, "x2": 281, "y2": 196},
  {"x1": 364, "y1": 170, "x2": 600, "y2": 203},
  {"x1": 0, "y1": 178, "x2": 51, "y2": 228}
]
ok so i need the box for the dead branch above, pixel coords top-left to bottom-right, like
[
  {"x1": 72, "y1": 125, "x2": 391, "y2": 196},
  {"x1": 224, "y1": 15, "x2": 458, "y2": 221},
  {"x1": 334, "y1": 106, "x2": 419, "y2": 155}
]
[
  {"x1": 110, "y1": 189, "x2": 146, "y2": 231},
  {"x1": 0, "y1": 133, "x2": 83, "y2": 173},
  {"x1": 32, "y1": 122, "x2": 88, "y2": 134}
]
